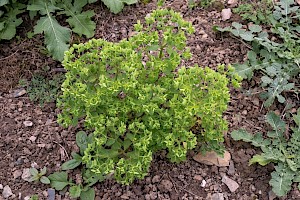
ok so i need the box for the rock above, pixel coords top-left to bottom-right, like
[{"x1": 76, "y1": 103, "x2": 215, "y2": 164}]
[
  {"x1": 207, "y1": 193, "x2": 224, "y2": 200},
  {"x1": 221, "y1": 8, "x2": 232, "y2": 21},
  {"x1": 2, "y1": 185, "x2": 13, "y2": 198},
  {"x1": 29, "y1": 136, "x2": 37, "y2": 142},
  {"x1": 158, "y1": 179, "x2": 173, "y2": 192},
  {"x1": 48, "y1": 189, "x2": 56, "y2": 200},
  {"x1": 21, "y1": 168, "x2": 31, "y2": 182},
  {"x1": 221, "y1": 175, "x2": 239, "y2": 192},
  {"x1": 23, "y1": 121, "x2": 33, "y2": 127},
  {"x1": 0, "y1": 184, "x2": 3, "y2": 189},
  {"x1": 201, "y1": 179, "x2": 207, "y2": 188},
  {"x1": 13, "y1": 170, "x2": 22, "y2": 179},
  {"x1": 253, "y1": 98, "x2": 260, "y2": 106},
  {"x1": 24, "y1": 196, "x2": 31, "y2": 200},
  {"x1": 193, "y1": 151, "x2": 231, "y2": 167},
  {"x1": 193, "y1": 175, "x2": 203, "y2": 181},
  {"x1": 227, "y1": 160, "x2": 235, "y2": 175},
  {"x1": 11, "y1": 88, "x2": 26, "y2": 98},
  {"x1": 152, "y1": 175, "x2": 160, "y2": 183}
]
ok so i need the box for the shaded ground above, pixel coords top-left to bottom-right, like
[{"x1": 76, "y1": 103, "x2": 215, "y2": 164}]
[{"x1": 1, "y1": 0, "x2": 300, "y2": 199}]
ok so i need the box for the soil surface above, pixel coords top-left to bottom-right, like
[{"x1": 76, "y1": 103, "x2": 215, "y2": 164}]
[{"x1": 1, "y1": 0, "x2": 300, "y2": 200}]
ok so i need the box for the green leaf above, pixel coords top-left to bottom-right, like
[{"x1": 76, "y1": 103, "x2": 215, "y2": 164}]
[
  {"x1": 34, "y1": 14, "x2": 70, "y2": 61},
  {"x1": 266, "y1": 112, "x2": 285, "y2": 133},
  {"x1": 0, "y1": 8, "x2": 24, "y2": 40},
  {"x1": 40, "y1": 176, "x2": 50, "y2": 184},
  {"x1": 76, "y1": 131, "x2": 88, "y2": 154},
  {"x1": 249, "y1": 24, "x2": 262, "y2": 33},
  {"x1": 30, "y1": 168, "x2": 39, "y2": 176},
  {"x1": 101, "y1": 0, "x2": 124, "y2": 14},
  {"x1": 48, "y1": 172, "x2": 71, "y2": 190},
  {"x1": 249, "y1": 154, "x2": 273, "y2": 166},
  {"x1": 61, "y1": 159, "x2": 82, "y2": 170},
  {"x1": 0, "y1": 0, "x2": 9, "y2": 7},
  {"x1": 122, "y1": 0, "x2": 138, "y2": 5},
  {"x1": 40, "y1": 167, "x2": 47, "y2": 175},
  {"x1": 80, "y1": 187, "x2": 95, "y2": 200},
  {"x1": 269, "y1": 163, "x2": 294, "y2": 197},
  {"x1": 69, "y1": 185, "x2": 82, "y2": 198}
]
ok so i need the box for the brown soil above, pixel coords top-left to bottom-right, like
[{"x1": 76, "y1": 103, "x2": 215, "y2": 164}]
[{"x1": 1, "y1": 0, "x2": 300, "y2": 200}]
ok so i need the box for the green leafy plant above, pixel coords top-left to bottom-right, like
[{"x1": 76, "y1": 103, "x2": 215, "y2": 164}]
[
  {"x1": 28, "y1": 167, "x2": 50, "y2": 184},
  {"x1": 231, "y1": 108, "x2": 300, "y2": 196},
  {"x1": 101, "y1": 0, "x2": 138, "y2": 14},
  {"x1": 29, "y1": 194, "x2": 39, "y2": 200},
  {"x1": 216, "y1": 0, "x2": 300, "y2": 107},
  {"x1": 26, "y1": 73, "x2": 65, "y2": 106},
  {"x1": 46, "y1": 131, "x2": 102, "y2": 200},
  {"x1": 233, "y1": 0, "x2": 273, "y2": 24},
  {"x1": 57, "y1": 8, "x2": 240, "y2": 185}
]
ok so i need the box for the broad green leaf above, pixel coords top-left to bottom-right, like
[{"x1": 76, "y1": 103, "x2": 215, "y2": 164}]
[
  {"x1": 48, "y1": 172, "x2": 71, "y2": 190},
  {"x1": 239, "y1": 32, "x2": 254, "y2": 41},
  {"x1": 249, "y1": 154, "x2": 274, "y2": 166},
  {"x1": 233, "y1": 63, "x2": 254, "y2": 80},
  {"x1": 40, "y1": 176, "x2": 50, "y2": 184},
  {"x1": 80, "y1": 187, "x2": 95, "y2": 200},
  {"x1": 61, "y1": 159, "x2": 82, "y2": 170},
  {"x1": 122, "y1": 0, "x2": 138, "y2": 4},
  {"x1": 76, "y1": 131, "x2": 88, "y2": 154},
  {"x1": 249, "y1": 24, "x2": 262, "y2": 33},
  {"x1": 27, "y1": 0, "x2": 60, "y2": 15},
  {"x1": 29, "y1": 168, "x2": 39, "y2": 176},
  {"x1": 266, "y1": 112, "x2": 285, "y2": 132},
  {"x1": 286, "y1": 158, "x2": 297, "y2": 172},
  {"x1": 269, "y1": 163, "x2": 294, "y2": 196},
  {"x1": 40, "y1": 167, "x2": 47, "y2": 175},
  {"x1": 231, "y1": 129, "x2": 253, "y2": 142},
  {"x1": 0, "y1": 6, "x2": 24, "y2": 40},
  {"x1": 0, "y1": 0, "x2": 9, "y2": 7},
  {"x1": 101, "y1": 0, "x2": 124, "y2": 14},
  {"x1": 69, "y1": 185, "x2": 82, "y2": 198},
  {"x1": 66, "y1": 10, "x2": 95, "y2": 38},
  {"x1": 34, "y1": 15, "x2": 70, "y2": 61}
]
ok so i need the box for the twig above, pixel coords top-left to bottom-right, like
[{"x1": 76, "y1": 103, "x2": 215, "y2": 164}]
[
  {"x1": 53, "y1": 141, "x2": 69, "y2": 159},
  {"x1": 0, "y1": 50, "x2": 19, "y2": 61},
  {"x1": 167, "y1": 174, "x2": 178, "y2": 193}
]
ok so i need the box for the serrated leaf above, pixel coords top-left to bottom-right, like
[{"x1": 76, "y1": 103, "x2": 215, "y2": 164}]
[
  {"x1": 69, "y1": 185, "x2": 82, "y2": 198},
  {"x1": 48, "y1": 172, "x2": 71, "y2": 190},
  {"x1": 61, "y1": 159, "x2": 82, "y2": 170},
  {"x1": 266, "y1": 112, "x2": 285, "y2": 133},
  {"x1": 233, "y1": 63, "x2": 254, "y2": 80},
  {"x1": 231, "y1": 129, "x2": 253, "y2": 141},
  {"x1": 80, "y1": 187, "x2": 95, "y2": 200},
  {"x1": 0, "y1": 0, "x2": 9, "y2": 7},
  {"x1": 0, "y1": 7, "x2": 24, "y2": 40},
  {"x1": 27, "y1": 0, "x2": 60, "y2": 15},
  {"x1": 249, "y1": 154, "x2": 274, "y2": 166},
  {"x1": 239, "y1": 31, "x2": 254, "y2": 41},
  {"x1": 269, "y1": 163, "x2": 294, "y2": 196},
  {"x1": 40, "y1": 176, "x2": 50, "y2": 184},
  {"x1": 102, "y1": 0, "x2": 124, "y2": 14},
  {"x1": 34, "y1": 15, "x2": 70, "y2": 61},
  {"x1": 122, "y1": 0, "x2": 138, "y2": 4},
  {"x1": 66, "y1": 10, "x2": 95, "y2": 38},
  {"x1": 249, "y1": 24, "x2": 262, "y2": 33}
]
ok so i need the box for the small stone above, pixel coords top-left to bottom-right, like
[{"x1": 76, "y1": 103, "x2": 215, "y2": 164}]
[
  {"x1": 13, "y1": 170, "x2": 22, "y2": 179},
  {"x1": 193, "y1": 151, "x2": 231, "y2": 167},
  {"x1": 253, "y1": 98, "x2": 260, "y2": 106},
  {"x1": 209, "y1": 193, "x2": 224, "y2": 200},
  {"x1": 201, "y1": 179, "x2": 207, "y2": 188},
  {"x1": 120, "y1": 194, "x2": 129, "y2": 199},
  {"x1": 42, "y1": 190, "x2": 48, "y2": 197},
  {"x1": 152, "y1": 175, "x2": 160, "y2": 183},
  {"x1": 37, "y1": 144, "x2": 46, "y2": 148},
  {"x1": 2, "y1": 185, "x2": 13, "y2": 198},
  {"x1": 48, "y1": 188, "x2": 55, "y2": 200},
  {"x1": 221, "y1": 175, "x2": 239, "y2": 192},
  {"x1": 242, "y1": 110, "x2": 247, "y2": 115},
  {"x1": 193, "y1": 175, "x2": 203, "y2": 181},
  {"x1": 24, "y1": 196, "x2": 31, "y2": 200},
  {"x1": 29, "y1": 136, "x2": 37, "y2": 142},
  {"x1": 11, "y1": 88, "x2": 26, "y2": 98},
  {"x1": 221, "y1": 8, "x2": 232, "y2": 21},
  {"x1": 23, "y1": 121, "x2": 33, "y2": 127},
  {"x1": 227, "y1": 161, "x2": 235, "y2": 175},
  {"x1": 21, "y1": 168, "x2": 31, "y2": 182},
  {"x1": 0, "y1": 184, "x2": 3, "y2": 189}
]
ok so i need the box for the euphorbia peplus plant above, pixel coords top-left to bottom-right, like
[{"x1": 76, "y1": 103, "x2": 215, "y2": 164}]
[{"x1": 57, "y1": 8, "x2": 241, "y2": 184}]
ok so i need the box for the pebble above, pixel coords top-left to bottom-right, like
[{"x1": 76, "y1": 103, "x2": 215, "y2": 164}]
[
  {"x1": 23, "y1": 121, "x2": 33, "y2": 127},
  {"x1": 227, "y1": 161, "x2": 235, "y2": 175},
  {"x1": 152, "y1": 175, "x2": 160, "y2": 183},
  {"x1": 0, "y1": 184, "x2": 3, "y2": 189},
  {"x1": 2, "y1": 185, "x2": 13, "y2": 198},
  {"x1": 47, "y1": 188, "x2": 55, "y2": 200},
  {"x1": 29, "y1": 136, "x2": 37, "y2": 142},
  {"x1": 13, "y1": 170, "x2": 22, "y2": 179},
  {"x1": 21, "y1": 168, "x2": 31, "y2": 182},
  {"x1": 158, "y1": 179, "x2": 173, "y2": 192},
  {"x1": 221, "y1": 175, "x2": 239, "y2": 192},
  {"x1": 193, "y1": 175, "x2": 203, "y2": 181},
  {"x1": 201, "y1": 179, "x2": 207, "y2": 187},
  {"x1": 210, "y1": 193, "x2": 224, "y2": 200},
  {"x1": 24, "y1": 196, "x2": 31, "y2": 200}
]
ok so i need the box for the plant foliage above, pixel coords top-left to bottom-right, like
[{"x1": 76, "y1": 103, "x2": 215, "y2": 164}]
[
  {"x1": 57, "y1": 8, "x2": 240, "y2": 184},
  {"x1": 231, "y1": 108, "x2": 300, "y2": 196},
  {"x1": 216, "y1": 0, "x2": 300, "y2": 107}
]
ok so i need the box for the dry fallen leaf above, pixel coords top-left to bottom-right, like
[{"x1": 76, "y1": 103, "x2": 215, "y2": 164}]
[{"x1": 221, "y1": 8, "x2": 232, "y2": 21}]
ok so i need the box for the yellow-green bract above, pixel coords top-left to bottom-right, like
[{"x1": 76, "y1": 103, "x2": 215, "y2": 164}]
[{"x1": 57, "y1": 8, "x2": 240, "y2": 184}]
